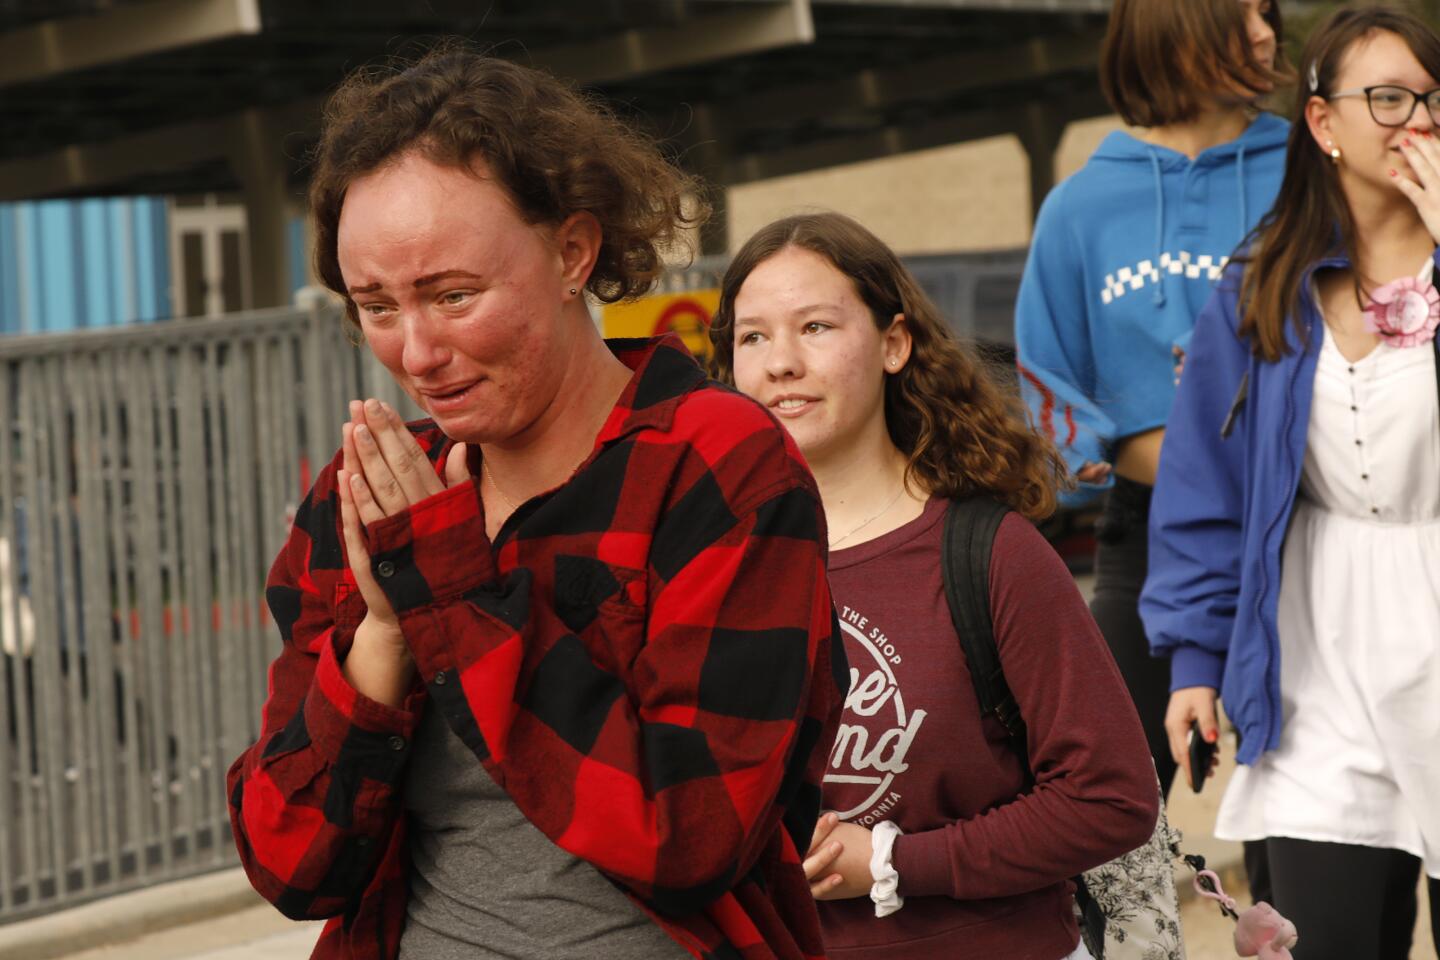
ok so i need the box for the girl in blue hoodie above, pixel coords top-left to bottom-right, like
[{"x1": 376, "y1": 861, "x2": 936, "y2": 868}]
[
  {"x1": 1144, "y1": 8, "x2": 1440, "y2": 957},
  {"x1": 1014, "y1": 0, "x2": 1287, "y2": 799}
]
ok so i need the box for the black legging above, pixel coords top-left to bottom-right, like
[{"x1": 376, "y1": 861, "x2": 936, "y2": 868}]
[
  {"x1": 1089, "y1": 479, "x2": 1277, "y2": 902},
  {"x1": 1088, "y1": 477, "x2": 1177, "y2": 796},
  {"x1": 1266, "y1": 837, "x2": 1436, "y2": 959}
]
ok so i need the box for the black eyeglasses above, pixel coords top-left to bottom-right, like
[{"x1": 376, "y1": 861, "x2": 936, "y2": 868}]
[{"x1": 1328, "y1": 85, "x2": 1440, "y2": 128}]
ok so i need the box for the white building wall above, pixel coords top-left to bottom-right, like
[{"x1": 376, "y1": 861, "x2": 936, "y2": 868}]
[{"x1": 725, "y1": 117, "x2": 1132, "y2": 256}]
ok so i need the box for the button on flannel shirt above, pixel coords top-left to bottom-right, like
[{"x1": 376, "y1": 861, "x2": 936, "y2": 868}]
[{"x1": 227, "y1": 335, "x2": 847, "y2": 960}]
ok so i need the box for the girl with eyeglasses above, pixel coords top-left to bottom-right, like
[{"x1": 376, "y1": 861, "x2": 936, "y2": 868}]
[
  {"x1": 1013, "y1": 0, "x2": 1288, "y2": 809},
  {"x1": 1143, "y1": 8, "x2": 1440, "y2": 957}
]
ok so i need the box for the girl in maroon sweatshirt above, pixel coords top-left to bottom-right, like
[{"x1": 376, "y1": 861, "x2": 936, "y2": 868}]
[{"x1": 711, "y1": 212, "x2": 1159, "y2": 960}]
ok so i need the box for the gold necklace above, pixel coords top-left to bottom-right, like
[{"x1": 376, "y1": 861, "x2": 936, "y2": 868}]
[
  {"x1": 481, "y1": 457, "x2": 520, "y2": 512},
  {"x1": 828, "y1": 487, "x2": 905, "y2": 549}
]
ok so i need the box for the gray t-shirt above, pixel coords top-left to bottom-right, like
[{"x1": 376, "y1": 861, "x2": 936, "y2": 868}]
[{"x1": 398, "y1": 705, "x2": 689, "y2": 960}]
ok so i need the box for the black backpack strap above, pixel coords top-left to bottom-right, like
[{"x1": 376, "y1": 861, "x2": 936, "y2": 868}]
[
  {"x1": 940, "y1": 497, "x2": 1027, "y2": 763},
  {"x1": 940, "y1": 496, "x2": 1105, "y2": 955}
]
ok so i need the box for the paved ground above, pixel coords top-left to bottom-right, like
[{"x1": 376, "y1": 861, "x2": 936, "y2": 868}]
[
  {"x1": 56, "y1": 906, "x2": 315, "y2": 960},
  {"x1": 49, "y1": 877, "x2": 1437, "y2": 960},
  {"x1": 1169, "y1": 751, "x2": 1436, "y2": 960},
  {"x1": 20, "y1": 573, "x2": 1438, "y2": 959},
  {"x1": 42, "y1": 746, "x2": 1438, "y2": 960}
]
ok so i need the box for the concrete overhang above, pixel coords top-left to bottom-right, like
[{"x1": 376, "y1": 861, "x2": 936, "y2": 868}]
[
  {"x1": 0, "y1": 0, "x2": 1112, "y2": 202},
  {"x1": 0, "y1": 0, "x2": 262, "y2": 87}
]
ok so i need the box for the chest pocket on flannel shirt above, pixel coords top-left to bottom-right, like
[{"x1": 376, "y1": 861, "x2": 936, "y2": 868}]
[
  {"x1": 553, "y1": 554, "x2": 647, "y2": 641},
  {"x1": 330, "y1": 580, "x2": 369, "y2": 643}
]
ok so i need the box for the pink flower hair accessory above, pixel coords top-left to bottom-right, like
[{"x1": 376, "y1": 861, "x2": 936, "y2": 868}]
[{"x1": 1364, "y1": 273, "x2": 1440, "y2": 348}]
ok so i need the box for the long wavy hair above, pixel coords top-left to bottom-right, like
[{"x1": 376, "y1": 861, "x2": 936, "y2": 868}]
[
  {"x1": 709, "y1": 213, "x2": 1068, "y2": 521},
  {"x1": 1239, "y1": 7, "x2": 1440, "y2": 360}
]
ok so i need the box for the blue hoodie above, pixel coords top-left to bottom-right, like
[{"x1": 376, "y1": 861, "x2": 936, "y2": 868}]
[{"x1": 1014, "y1": 113, "x2": 1290, "y2": 503}]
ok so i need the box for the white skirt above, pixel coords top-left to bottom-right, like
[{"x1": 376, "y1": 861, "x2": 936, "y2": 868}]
[{"x1": 1215, "y1": 500, "x2": 1440, "y2": 878}]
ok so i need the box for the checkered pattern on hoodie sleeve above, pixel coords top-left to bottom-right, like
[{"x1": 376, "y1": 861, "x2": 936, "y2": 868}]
[{"x1": 227, "y1": 335, "x2": 847, "y2": 960}]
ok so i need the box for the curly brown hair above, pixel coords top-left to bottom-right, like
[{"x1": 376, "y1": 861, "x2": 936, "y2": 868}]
[
  {"x1": 309, "y1": 42, "x2": 706, "y2": 329},
  {"x1": 709, "y1": 213, "x2": 1069, "y2": 521}
]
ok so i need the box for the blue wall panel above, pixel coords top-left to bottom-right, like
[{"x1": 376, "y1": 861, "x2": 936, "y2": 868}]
[
  {"x1": 145, "y1": 200, "x2": 171, "y2": 320},
  {"x1": 132, "y1": 200, "x2": 158, "y2": 323},
  {"x1": 80, "y1": 200, "x2": 108, "y2": 328},
  {"x1": 106, "y1": 201, "x2": 131, "y2": 326},
  {"x1": 16, "y1": 205, "x2": 41, "y2": 334},
  {"x1": 287, "y1": 216, "x2": 308, "y2": 296},
  {"x1": 0, "y1": 207, "x2": 20, "y2": 335},
  {"x1": 39, "y1": 203, "x2": 78, "y2": 332},
  {"x1": 0, "y1": 197, "x2": 171, "y2": 334}
]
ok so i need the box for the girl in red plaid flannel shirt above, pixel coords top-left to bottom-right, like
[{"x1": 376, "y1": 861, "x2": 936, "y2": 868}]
[{"x1": 229, "y1": 48, "x2": 845, "y2": 960}]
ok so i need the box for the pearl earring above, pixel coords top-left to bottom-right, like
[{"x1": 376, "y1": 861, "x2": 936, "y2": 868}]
[
  {"x1": 1328, "y1": 141, "x2": 1341, "y2": 163},
  {"x1": 569, "y1": 287, "x2": 578, "y2": 295}
]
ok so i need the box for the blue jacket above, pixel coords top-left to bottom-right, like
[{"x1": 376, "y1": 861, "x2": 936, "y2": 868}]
[
  {"x1": 1141, "y1": 247, "x2": 1440, "y2": 765},
  {"x1": 1015, "y1": 114, "x2": 1289, "y2": 505}
]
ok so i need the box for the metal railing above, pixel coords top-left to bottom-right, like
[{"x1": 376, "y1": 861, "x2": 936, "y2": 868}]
[
  {"x1": 0, "y1": 249, "x2": 1030, "y2": 925},
  {"x1": 0, "y1": 299, "x2": 393, "y2": 922},
  {"x1": 652, "y1": 250, "x2": 1026, "y2": 347}
]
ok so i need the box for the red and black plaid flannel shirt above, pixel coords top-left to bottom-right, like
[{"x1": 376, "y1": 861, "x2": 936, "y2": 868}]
[{"x1": 227, "y1": 335, "x2": 846, "y2": 960}]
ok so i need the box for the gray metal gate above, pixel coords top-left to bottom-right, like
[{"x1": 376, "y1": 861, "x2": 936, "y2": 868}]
[
  {"x1": 0, "y1": 300, "x2": 391, "y2": 922},
  {"x1": 655, "y1": 251, "x2": 1026, "y2": 347},
  {"x1": 0, "y1": 251, "x2": 1031, "y2": 925}
]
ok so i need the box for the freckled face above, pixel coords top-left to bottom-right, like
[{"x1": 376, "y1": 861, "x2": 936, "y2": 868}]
[
  {"x1": 336, "y1": 151, "x2": 575, "y2": 444},
  {"x1": 730, "y1": 247, "x2": 897, "y2": 465}
]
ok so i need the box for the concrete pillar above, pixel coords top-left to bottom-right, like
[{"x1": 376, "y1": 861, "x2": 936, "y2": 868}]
[
  {"x1": 1018, "y1": 100, "x2": 1063, "y2": 223},
  {"x1": 681, "y1": 104, "x2": 731, "y2": 257},
  {"x1": 700, "y1": 190, "x2": 729, "y2": 257},
  {"x1": 232, "y1": 109, "x2": 293, "y2": 309}
]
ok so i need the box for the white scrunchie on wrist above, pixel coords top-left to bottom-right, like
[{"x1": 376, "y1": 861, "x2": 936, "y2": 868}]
[{"x1": 868, "y1": 820, "x2": 905, "y2": 918}]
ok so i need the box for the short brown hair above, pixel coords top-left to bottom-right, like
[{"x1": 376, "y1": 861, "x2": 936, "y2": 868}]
[
  {"x1": 309, "y1": 43, "x2": 705, "y2": 329},
  {"x1": 709, "y1": 213, "x2": 1069, "y2": 522},
  {"x1": 1101, "y1": 0, "x2": 1287, "y2": 127}
]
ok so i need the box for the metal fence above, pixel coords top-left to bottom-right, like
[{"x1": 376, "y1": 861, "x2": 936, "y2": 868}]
[
  {"x1": 0, "y1": 250, "x2": 1031, "y2": 925},
  {"x1": 659, "y1": 250, "x2": 1026, "y2": 347},
  {"x1": 0, "y1": 299, "x2": 396, "y2": 922}
]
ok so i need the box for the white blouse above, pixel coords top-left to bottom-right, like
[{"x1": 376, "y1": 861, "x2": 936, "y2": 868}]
[{"x1": 1214, "y1": 314, "x2": 1440, "y2": 879}]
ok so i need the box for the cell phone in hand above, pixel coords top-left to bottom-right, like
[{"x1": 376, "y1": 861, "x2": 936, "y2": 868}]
[{"x1": 1188, "y1": 720, "x2": 1216, "y2": 794}]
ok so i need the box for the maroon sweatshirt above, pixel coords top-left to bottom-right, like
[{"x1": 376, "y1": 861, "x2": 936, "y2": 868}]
[{"x1": 817, "y1": 498, "x2": 1158, "y2": 960}]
